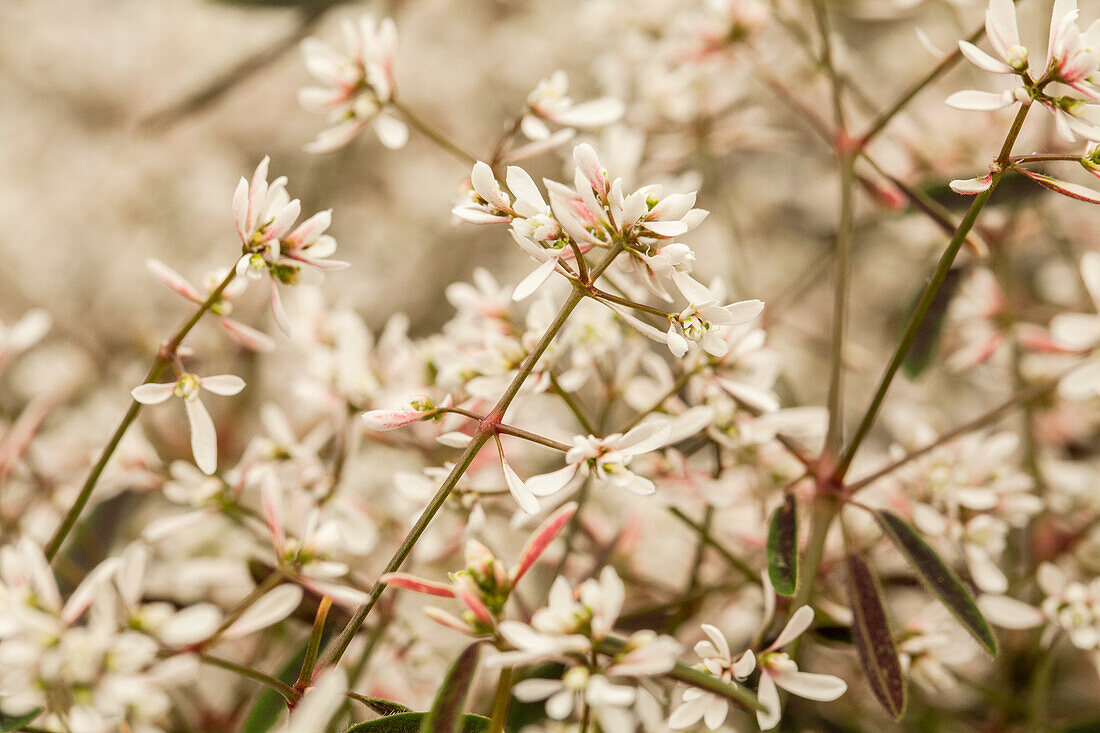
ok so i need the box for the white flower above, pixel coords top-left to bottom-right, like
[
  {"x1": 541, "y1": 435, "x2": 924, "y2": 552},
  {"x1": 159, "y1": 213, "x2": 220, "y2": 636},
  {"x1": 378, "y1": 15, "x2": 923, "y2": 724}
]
[
  {"x1": 755, "y1": 607, "x2": 847, "y2": 730},
  {"x1": 1051, "y1": 252, "x2": 1100, "y2": 399},
  {"x1": 666, "y1": 278, "x2": 764, "y2": 359},
  {"x1": 522, "y1": 71, "x2": 625, "y2": 140},
  {"x1": 131, "y1": 373, "x2": 245, "y2": 475},
  {"x1": 299, "y1": 16, "x2": 407, "y2": 152},
  {"x1": 668, "y1": 624, "x2": 755, "y2": 730},
  {"x1": 232, "y1": 157, "x2": 347, "y2": 332},
  {"x1": 0, "y1": 308, "x2": 50, "y2": 368},
  {"x1": 525, "y1": 420, "x2": 673, "y2": 498}
]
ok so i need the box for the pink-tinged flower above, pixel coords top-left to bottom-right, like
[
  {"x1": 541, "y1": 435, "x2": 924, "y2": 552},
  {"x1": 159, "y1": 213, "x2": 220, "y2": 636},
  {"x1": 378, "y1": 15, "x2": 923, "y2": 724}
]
[
  {"x1": 1051, "y1": 253, "x2": 1100, "y2": 399},
  {"x1": 521, "y1": 71, "x2": 624, "y2": 141},
  {"x1": 666, "y1": 277, "x2": 765, "y2": 359},
  {"x1": 299, "y1": 16, "x2": 407, "y2": 152},
  {"x1": 361, "y1": 394, "x2": 451, "y2": 431},
  {"x1": 146, "y1": 259, "x2": 274, "y2": 352},
  {"x1": 949, "y1": 0, "x2": 1100, "y2": 140},
  {"x1": 233, "y1": 158, "x2": 347, "y2": 333},
  {"x1": 957, "y1": 0, "x2": 1029, "y2": 76},
  {"x1": 949, "y1": 172, "x2": 994, "y2": 195},
  {"x1": 668, "y1": 623, "x2": 756, "y2": 730},
  {"x1": 526, "y1": 420, "x2": 673, "y2": 498},
  {"x1": 755, "y1": 606, "x2": 847, "y2": 730},
  {"x1": 131, "y1": 373, "x2": 245, "y2": 475},
  {"x1": 1044, "y1": 0, "x2": 1100, "y2": 100},
  {"x1": 381, "y1": 503, "x2": 578, "y2": 634},
  {"x1": 0, "y1": 308, "x2": 50, "y2": 371}
]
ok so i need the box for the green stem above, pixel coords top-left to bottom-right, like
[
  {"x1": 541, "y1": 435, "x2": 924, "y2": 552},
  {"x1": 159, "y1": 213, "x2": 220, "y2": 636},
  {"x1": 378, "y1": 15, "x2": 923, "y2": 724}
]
[
  {"x1": 668, "y1": 507, "x2": 757, "y2": 582},
  {"x1": 45, "y1": 268, "x2": 238, "y2": 562},
  {"x1": 548, "y1": 372, "x2": 597, "y2": 435},
  {"x1": 835, "y1": 102, "x2": 1033, "y2": 478},
  {"x1": 844, "y1": 376, "x2": 1060, "y2": 494},
  {"x1": 856, "y1": 22, "x2": 988, "y2": 150},
  {"x1": 198, "y1": 569, "x2": 284, "y2": 651},
  {"x1": 317, "y1": 244, "x2": 626, "y2": 671},
  {"x1": 487, "y1": 667, "x2": 513, "y2": 733},
  {"x1": 200, "y1": 652, "x2": 297, "y2": 702},
  {"x1": 390, "y1": 100, "x2": 478, "y2": 166}
]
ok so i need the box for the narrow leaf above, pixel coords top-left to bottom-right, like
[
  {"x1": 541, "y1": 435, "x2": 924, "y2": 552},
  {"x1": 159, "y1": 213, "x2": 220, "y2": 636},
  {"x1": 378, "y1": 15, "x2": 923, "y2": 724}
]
[
  {"x1": 846, "y1": 554, "x2": 907, "y2": 720},
  {"x1": 346, "y1": 692, "x2": 412, "y2": 717},
  {"x1": 346, "y1": 713, "x2": 490, "y2": 733},
  {"x1": 0, "y1": 708, "x2": 42, "y2": 732},
  {"x1": 421, "y1": 642, "x2": 482, "y2": 733},
  {"x1": 876, "y1": 510, "x2": 997, "y2": 655},
  {"x1": 766, "y1": 494, "x2": 799, "y2": 596}
]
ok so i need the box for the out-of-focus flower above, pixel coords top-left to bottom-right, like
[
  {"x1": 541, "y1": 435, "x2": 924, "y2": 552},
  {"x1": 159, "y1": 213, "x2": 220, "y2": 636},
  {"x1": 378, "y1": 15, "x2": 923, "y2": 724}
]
[
  {"x1": 382, "y1": 503, "x2": 577, "y2": 634},
  {"x1": 1051, "y1": 252, "x2": 1100, "y2": 399},
  {"x1": 522, "y1": 71, "x2": 625, "y2": 141},
  {"x1": 0, "y1": 309, "x2": 50, "y2": 371},
  {"x1": 146, "y1": 259, "x2": 274, "y2": 352},
  {"x1": 299, "y1": 16, "x2": 407, "y2": 152},
  {"x1": 131, "y1": 373, "x2": 245, "y2": 475}
]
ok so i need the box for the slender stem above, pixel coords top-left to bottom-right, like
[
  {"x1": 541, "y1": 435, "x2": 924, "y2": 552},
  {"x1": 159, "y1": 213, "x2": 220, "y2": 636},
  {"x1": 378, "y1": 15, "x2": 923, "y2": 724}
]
[
  {"x1": 548, "y1": 372, "x2": 597, "y2": 435},
  {"x1": 835, "y1": 102, "x2": 1033, "y2": 479},
  {"x1": 197, "y1": 569, "x2": 284, "y2": 651},
  {"x1": 440, "y1": 407, "x2": 570, "y2": 451},
  {"x1": 487, "y1": 667, "x2": 514, "y2": 733},
  {"x1": 590, "y1": 288, "x2": 675, "y2": 319},
  {"x1": 845, "y1": 376, "x2": 1060, "y2": 494},
  {"x1": 45, "y1": 268, "x2": 238, "y2": 562},
  {"x1": 668, "y1": 507, "x2": 758, "y2": 582},
  {"x1": 856, "y1": 22, "x2": 988, "y2": 150},
  {"x1": 390, "y1": 99, "x2": 478, "y2": 166},
  {"x1": 318, "y1": 244, "x2": 626, "y2": 671},
  {"x1": 791, "y1": 494, "x2": 840, "y2": 611},
  {"x1": 825, "y1": 154, "x2": 854, "y2": 456},
  {"x1": 200, "y1": 652, "x2": 297, "y2": 701}
]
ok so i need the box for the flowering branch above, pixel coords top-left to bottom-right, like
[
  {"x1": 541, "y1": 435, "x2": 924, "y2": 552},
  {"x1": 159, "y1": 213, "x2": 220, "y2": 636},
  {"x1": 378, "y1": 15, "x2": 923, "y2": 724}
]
[{"x1": 44, "y1": 268, "x2": 238, "y2": 562}]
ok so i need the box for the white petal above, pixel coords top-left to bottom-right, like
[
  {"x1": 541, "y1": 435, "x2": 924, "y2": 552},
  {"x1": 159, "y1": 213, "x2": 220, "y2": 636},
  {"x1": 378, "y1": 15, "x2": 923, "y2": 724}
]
[
  {"x1": 199, "y1": 374, "x2": 246, "y2": 396},
  {"x1": 185, "y1": 398, "x2": 218, "y2": 475},
  {"x1": 756, "y1": 671, "x2": 782, "y2": 730},
  {"x1": 526, "y1": 463, "x2": 579, "y2": 496},
  {"x1": 769, "y1": 605, "x2": 815, "y2": 650},
  {"x1": 513, "y1": 258, "x2": 558, "y2": 301},
  {"x1": 959, "y1": 40, "x2": 1014, "y2": 73},
  {"x1": 223, "y1": 584, "x2": 303, "y2": 639},
  {"x1": 945, "y1": 89, "x2": 1015, "y2": 110},
  {"x1": 977, "y1": 594, "x2": 1044, "y2": 629},
  {"x1": 131, "y1": 382, "x2": 175, "y2": 405},
  {"x1": 372, "y1": 113, "x2": 409, "y2": 150},
  {"x1": 772, "y1": 670, "x2": 848, "y2": 701}
]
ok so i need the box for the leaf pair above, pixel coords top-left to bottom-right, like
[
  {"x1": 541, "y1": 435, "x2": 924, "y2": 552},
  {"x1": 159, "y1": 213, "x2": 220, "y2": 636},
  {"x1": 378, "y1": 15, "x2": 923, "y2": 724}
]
[{"x1": 847, "y1": 511, "x2": 999, "y2": 721}]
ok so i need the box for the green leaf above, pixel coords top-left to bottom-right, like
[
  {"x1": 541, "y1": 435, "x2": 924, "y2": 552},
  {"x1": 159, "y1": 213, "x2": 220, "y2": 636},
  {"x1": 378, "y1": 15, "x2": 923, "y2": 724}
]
[
  {"x1": 766, "y1": 494, "x2": 799, "y2": 597},
  {"x1": 421, "y1": 642, "x2": 483, "y2": 733},
  {"x1": 346, "y1": 693, "x2": 412, "y2": 717},
  {"x1": 876, "y1": 510, "x2": 997, "y2": 655},
  {"x1": 847, "y1": 554, "x2": 907, "y2": 720},
  {"x1": 902, "y1": 266, "x2": 964, "y2": 378},
  {"x1": 345, "y1": 713, "x2": 490, "y2": 733},
  {"x1": 0, "y1": 708, "x2": 42, "y2": 732}
]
